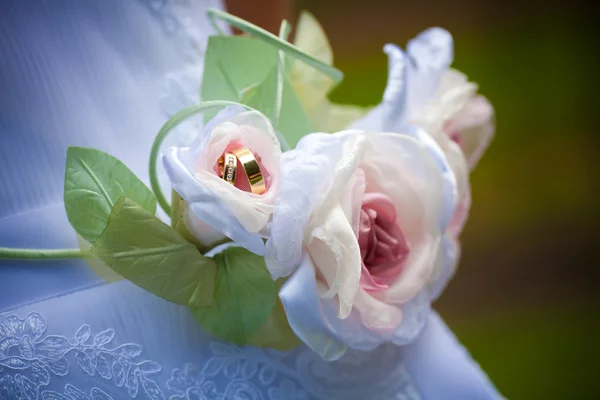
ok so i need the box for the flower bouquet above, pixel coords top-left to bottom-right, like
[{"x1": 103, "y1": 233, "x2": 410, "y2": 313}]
[{"x1": 0, "y1": 9, "x2": 494, "y2": 361}]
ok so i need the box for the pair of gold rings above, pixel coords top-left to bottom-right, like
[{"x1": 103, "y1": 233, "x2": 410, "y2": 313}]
[{"x1": 218, "y1": 147, "x2": 266, "y2": 195}]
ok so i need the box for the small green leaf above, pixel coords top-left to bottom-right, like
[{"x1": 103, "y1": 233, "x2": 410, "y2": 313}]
[
  {"x1": 202, "y1": 36, "x2": 313, "y2": 148},
  {"x1": 91, "y1": 198, "x2": 216, "y2": 307},
  {"x1": 190, "y1": 246, "x2": 277, "y2": 345},
  {"x1": 243, "y1": 68, "x2": 313, "y2": 147},
  {"x1": 77, "y1": 234, "x2": 123, "y2": 282},
  {"x1": 247, "y1": 279, "x2": 301, "y2": 351},
  {"x1": 64, "y1": 147, "x2": 156, "y2": 243}
]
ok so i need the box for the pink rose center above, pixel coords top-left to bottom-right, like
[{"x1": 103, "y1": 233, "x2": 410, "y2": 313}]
[
  {"x1": 358, "y1": 193, "x2": 410, "y2": 292},
  {"x1": 445, "y1": 120, "x2": 464, "y2": 148},
  {"x1": 212, "y1": 140, "x2": 271, "y2": 193}
]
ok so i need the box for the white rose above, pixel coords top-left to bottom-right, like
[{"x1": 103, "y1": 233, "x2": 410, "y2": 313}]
[
  {"x1": 162, "y1": 107, "x2": 282, "y2": 255},
  {"x1": 266, "y1": 129, "x2": 456, "y2": 359}
]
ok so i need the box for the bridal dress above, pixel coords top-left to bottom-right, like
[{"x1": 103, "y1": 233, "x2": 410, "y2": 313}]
[{"x1": 0, "y1": 1, "x2": 502, "y2": 399}]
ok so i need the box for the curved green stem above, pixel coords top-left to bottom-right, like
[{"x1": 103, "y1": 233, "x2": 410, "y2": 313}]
[
  {"x1": 0, "y1": 247, "x2": 83, "y2": 260},
  {"x1": 149, "y1": 100, "x2": 258, "y2": 216},
  {"x1": 274, "y1": 20, "x2": 292, "y2": 129},
  {"x1": 209, "y1": 13, "x2": 225, "y2": 35},
  {"x1": 207, "y1": 8, "x2": 343, "y2": 85}
]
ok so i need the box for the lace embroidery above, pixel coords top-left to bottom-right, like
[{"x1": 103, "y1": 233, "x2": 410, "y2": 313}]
[
  {"x1": 0, "y1": 313, "x2": 163, "y2": 400},
  {"x1": 166, "y1": 342, "x2": 420, "y2": 400},
  {"x1": 1, "y1": 312, "x2": 420, "y2": 400},
  {"x1": 166, "y1": 344, "x2": 311, "y2": 400},
  {"x1": 41, "y1": 384, "x2": 113, "y2": 400}
]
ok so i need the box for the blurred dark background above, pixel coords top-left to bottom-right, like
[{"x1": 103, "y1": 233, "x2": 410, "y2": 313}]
[{"x1": 228, "y1": 0, "x2": 598, "y2": 398}]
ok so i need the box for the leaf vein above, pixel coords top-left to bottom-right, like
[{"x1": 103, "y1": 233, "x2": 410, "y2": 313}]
[
  {"x1": 75, "y1": 154, "x2": 113, "y2": 208},
  {"x1": 112, "y1": 244, "x2": 189, "y2": 259}
]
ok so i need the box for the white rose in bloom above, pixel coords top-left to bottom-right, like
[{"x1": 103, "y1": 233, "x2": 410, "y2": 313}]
[
  {"x1": 352, "y1": 28, "x2": 495, "y2": 296},
  {"x1": 162, "y1": 107, "x2": 282, "y2": 255},
  {"x1": 266, "y1": 130, "x2": 456, "y2": 359}
]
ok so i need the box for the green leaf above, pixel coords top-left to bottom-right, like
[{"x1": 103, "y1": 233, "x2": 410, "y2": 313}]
[
  {"x1": 190, "y1": 246, "x2": 277, "y2": 345},
  {"x1": 91, "y1": 197, "x2": 216, "y2": 307},
  {"x1": 64, "y1": 147, "x2": 156, "y2": 243},
  {"x1": 247, "y1": 279, "x2": 301, "y2": 351},
  {"x1": 243, "y1": 69, "x2": 313, "y2": 146},
  {"x1": 77, "y1": 234, "x2": 123, "y2": 282},
  {"x1": 201, "y1": 36, "x2": 313, "y2": 148}
]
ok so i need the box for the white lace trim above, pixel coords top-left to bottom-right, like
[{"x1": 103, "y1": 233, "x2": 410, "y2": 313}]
[{"x1": 1, "y1": 312, "x2": 420, "y2": 400}]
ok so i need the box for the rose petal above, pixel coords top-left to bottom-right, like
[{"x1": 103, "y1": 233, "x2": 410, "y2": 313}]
[
  {"x1": 411, "y1": 69, "x2": 478, "y2": 142},
  {"x1": 405, "y1": 27, "x2": 454, "y2": 117},
  {"x1": 279, "y1": 254, "x2": 349, "y2": 361},
  {"x1": 353, "y1": 288, "x2": 403, "y2": 331},
  {"x1": 308, "y1": 204, "x2": 362, "y2": 319},
  {"x1": 382, "y1": 233, "x2": 442, "y2": 304},
  {"x1": 359, "y1": 132, "x2": 444, "y2": 250},
  {"x1": 446, "y1": 95, "x2": 495, "y2": 170},
  {"x1": 183, "y1": 209, "x2": 227, "y2": 247},
  {"x1": 265, "y1": 133, "x2": 345, "y2": 279}
]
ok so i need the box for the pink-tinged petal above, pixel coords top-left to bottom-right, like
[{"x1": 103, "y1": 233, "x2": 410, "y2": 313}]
[
  {"x1": 382, "y1": 233, "x2": 441, "y2": 304},
  {"x1": 445, "y1": 95, "x2": 495, "y2": 170},
  {"x1": 360, "y1": 263, "x2": 388, "y2": 292},
  {"x1": 411, "y1": 69, "x2": 478, "y2": 143},
  {"x1": 362, "y1": 192, "x2": 397, "y2": 222}
]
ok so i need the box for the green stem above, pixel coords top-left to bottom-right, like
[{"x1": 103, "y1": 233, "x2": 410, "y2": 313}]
[
  {"x1": 149, "y1": 100, "x2": 258, "y2": 216},
  {"x1": 206, "y1": 8, "x2": 343, "y2": 85},
  {"x1": 0, "y1": 247, "x2": 83, "y2": 260},
  {"x1": 273, "y1": 20, "x2": 292, "y2": 129},
  {"x1": 209, "y1": 13, "x2": 225, "y2": 35}
]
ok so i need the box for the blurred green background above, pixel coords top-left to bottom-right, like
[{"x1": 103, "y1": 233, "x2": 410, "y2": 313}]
[{"x1": 230, "y1": 0, "x2": 598, "y2": 398}]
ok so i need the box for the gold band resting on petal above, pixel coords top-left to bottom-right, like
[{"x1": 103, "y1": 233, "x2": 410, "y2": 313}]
[
  {"x1": 219, "y1": 152, "x2": 237, "y2": 186},
  {"x1": 232, "y1": 148, "x2": 266, "y2": 195}
]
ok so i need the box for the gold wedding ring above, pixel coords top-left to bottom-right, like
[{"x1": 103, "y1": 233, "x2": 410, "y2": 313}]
[
  {"x1": 218, "y1": 147, "x2": 266, "y2": 195},
  {"x1": 232, "y1": 147, "x2": 266, "y2": 195},
  {"x1": 219, "y1": 152, "x2": 237, "y2": 186}
]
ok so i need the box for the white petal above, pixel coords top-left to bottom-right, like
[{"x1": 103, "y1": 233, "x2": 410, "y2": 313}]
[
  {"x1": 361, "y1": 133, "x2": 444, "y2": 246},
  {"x1": 265, "y1": 133, "x2": 345, "y2": 279},
  {"x1": 406, "y1": 27, "x2": 454, "y2": 116},
  {"x1": 353, "y1": 288, "x2": 403, "y2": 331},
  {"x1": 308, "y1": 204, "x2": 362, "y2": 319},
  {"x1": 448, "y1": 95, "x2": 495, "y2": 170}
]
